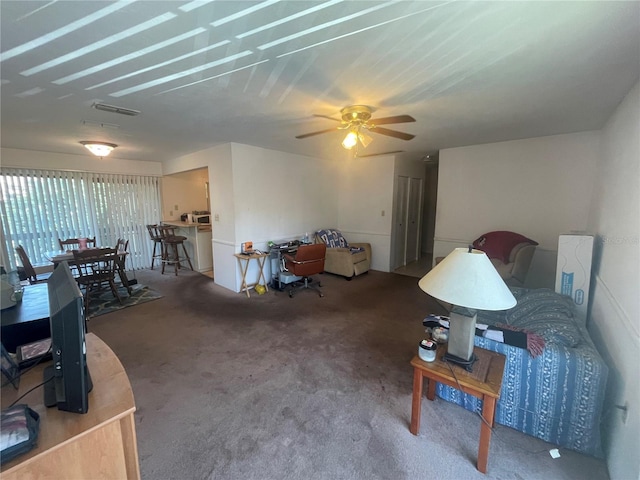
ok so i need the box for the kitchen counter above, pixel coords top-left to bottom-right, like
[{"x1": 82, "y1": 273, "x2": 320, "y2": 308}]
[
  {"x1": 161, "y1": 221, "x2": 213, "y2": 272},
  {"x1": 162, "y1": 220, "x2": 211, "y2": 228}
]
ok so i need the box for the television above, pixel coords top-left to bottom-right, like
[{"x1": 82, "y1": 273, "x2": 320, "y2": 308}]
[{"x1": 43, "y1": 261, "x2": 92, "y2": 413}]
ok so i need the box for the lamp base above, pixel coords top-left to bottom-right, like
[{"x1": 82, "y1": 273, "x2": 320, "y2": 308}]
[{"x1": 443, "y1": 352, "x2": 478, "y2": 372}]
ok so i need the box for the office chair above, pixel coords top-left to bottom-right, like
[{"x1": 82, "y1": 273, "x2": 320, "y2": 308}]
[{"x1": 282, "y1": 244, "x2": 327, "y2": 298}]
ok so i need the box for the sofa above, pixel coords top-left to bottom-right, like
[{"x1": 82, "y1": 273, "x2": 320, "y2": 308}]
[
  {"x1": 315, "y1": 229, "x2": 371, "y2": 279},
  {"x1": 436, "y1": 288, "x2": 608, "y2": 457}
]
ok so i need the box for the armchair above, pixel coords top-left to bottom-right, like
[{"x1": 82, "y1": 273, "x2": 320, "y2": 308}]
[
  {"x1": 315, "y1": 229, "x2": 371, "y2": 280},
  {"x1": 283, "y1": 244, "x2": 327, "y2": 298},
  {"x1": 472, "y1": 231, "x2": 538, "y2": 287}
]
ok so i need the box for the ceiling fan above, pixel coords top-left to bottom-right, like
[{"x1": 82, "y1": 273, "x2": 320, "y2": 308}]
[{"x1": 295, "y1": 105, "x2": 416, "y2": 152}]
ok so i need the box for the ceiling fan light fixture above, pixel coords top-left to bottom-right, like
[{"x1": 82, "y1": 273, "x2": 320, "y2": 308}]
[
  {"x1": 342, "y1": 130, "x2": 358, "y2": 149},
  {"x1": 80, "y1": 141, "x2": 117, "y2": 157},
  {"x1": 358, "y1": 130, "x2": 373, "y2": 148}
]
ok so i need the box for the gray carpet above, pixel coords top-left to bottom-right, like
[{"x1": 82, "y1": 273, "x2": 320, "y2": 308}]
[{"x1": 89, "y1": 269, "x2": 609, "y2": 480}]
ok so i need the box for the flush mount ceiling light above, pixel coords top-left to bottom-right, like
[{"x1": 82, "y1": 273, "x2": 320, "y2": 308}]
[{"x1": 79, "y1": 141, "x2": 117, "y2": 157}]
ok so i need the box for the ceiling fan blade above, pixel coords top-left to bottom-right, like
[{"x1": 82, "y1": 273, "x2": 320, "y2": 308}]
[
  {"x1": 313, "y1": 114, "x2": 342, "y2": 122},
  {"x1": 295, "y1": 128, "x2": 337, "y2": 139},
  {"x1": 357, "y1": 150, "x2": 404, "y2": 158},
  {"x1": 370, "y1": 114, "x2": 416, "y2": 125},
  {"x1": 369, "y1": 126, "x2": 415, "y2": 141}
]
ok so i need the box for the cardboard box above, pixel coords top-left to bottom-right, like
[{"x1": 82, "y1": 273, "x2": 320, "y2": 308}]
[{"x1": 555, "y1": 234, "x2": 594, "y2": 321}]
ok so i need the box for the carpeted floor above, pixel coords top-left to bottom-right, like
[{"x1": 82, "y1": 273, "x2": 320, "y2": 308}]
[{"x1": 89, "y1": 269, "x2": 610, "y2": 480}]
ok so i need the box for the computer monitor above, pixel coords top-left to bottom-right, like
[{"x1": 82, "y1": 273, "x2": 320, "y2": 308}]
[{"x1": 44, "y1": 261, "x2": 92, "y2": 413}]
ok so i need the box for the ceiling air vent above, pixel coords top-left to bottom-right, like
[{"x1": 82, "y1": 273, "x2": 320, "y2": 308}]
[{"x1": 92, "y1": 102, "x2": 140, "y2": 116}]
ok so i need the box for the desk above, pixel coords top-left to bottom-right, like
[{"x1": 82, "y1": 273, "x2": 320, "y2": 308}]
[
  {"x1": 234, "y1": 252, "x2": 269, "y2": 298},
  {"x1": 268, "y1": 241, "x2": 310, "y2": 290},
  {"x1": 0, "y1": 283, "x2": 50, "y2": 353},
  {"x1": 1, "y1": 333, "x2": 141, "y2": 479},
  {"x1": 410, "y1": 346, "x2": 505, "y2": 474}
]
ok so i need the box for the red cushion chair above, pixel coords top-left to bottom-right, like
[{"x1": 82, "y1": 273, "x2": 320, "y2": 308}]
[{"x1": 472, "y1": 231, "x2": 538, "y2": 287}]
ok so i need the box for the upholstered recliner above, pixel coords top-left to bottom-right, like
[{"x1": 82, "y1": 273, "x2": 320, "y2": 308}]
[
  {"x1": 315, "y1": 229, "x2": 371, "y2": 280},
  {"x1": 472, "y1": 231, "x2": 538, "y2": 287}
]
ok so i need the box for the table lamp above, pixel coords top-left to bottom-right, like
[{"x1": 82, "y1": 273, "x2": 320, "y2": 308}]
[{"x1": 418, "y1": 247, "x2": 516, "y2": 371}]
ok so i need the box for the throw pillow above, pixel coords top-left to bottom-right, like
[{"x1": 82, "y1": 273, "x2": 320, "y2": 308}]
[{"x1": 316, "y1": 229, "x2": 349, "y2": 248}]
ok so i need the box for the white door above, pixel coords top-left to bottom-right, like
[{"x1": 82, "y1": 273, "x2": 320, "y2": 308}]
[
  {"x1": 393, "y1": 176, "x2": 409, "y2": 269},
  {"x1": 406, "y1": 177, "x2": 423, "y2": 264}
]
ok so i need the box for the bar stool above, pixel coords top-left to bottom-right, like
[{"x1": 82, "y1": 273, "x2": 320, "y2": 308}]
[
  {"x1": 146, "y1": 224, "x2": 163, "y2": 269},
  {"x1": 157, "y1": 225, "x2": 194, "y2": 275}
]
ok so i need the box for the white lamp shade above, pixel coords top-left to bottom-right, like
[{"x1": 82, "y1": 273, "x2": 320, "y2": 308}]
[{"x1": 418, "y1": 248, "x2": 516, "y2": 310}]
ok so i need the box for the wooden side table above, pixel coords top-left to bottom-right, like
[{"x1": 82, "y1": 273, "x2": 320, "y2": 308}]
[
  {"x1": 410, "y1": 345, "x2": 505, "y2": 474},
  {"x1": 234, "y1": 252, "x2": 269, "y2": 298}
]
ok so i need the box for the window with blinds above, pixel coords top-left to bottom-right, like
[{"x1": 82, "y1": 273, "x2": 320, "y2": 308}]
[{"x1": 0, "y1": 168, "x2": 161, "y2": 271}]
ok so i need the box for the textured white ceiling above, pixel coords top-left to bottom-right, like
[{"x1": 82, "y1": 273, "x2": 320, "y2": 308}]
[{"x1": 1, "y1": 1, "x2": 639, "y2": 162}]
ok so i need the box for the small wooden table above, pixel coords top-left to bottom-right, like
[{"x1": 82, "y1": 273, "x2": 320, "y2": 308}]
[
  {"x1": 410, "y1": 345, "x2": 505, "y2": 474},
  {"x1": 234, "y1": 252, "x2": 269, "y2": 298}
]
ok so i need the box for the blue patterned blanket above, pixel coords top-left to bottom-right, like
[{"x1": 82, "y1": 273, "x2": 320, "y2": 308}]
[{"x1": 436, "y1": 288, "x2": 608, "y2": 457}]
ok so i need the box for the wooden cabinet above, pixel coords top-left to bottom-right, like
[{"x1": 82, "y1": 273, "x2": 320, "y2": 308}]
[{"x1": 1, "y1": 333, "x2": 140, "y2": 479}]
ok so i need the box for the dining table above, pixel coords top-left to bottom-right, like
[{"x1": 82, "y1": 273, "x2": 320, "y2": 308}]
[{"x1": 44, "y1": 249, "x2": 132, "y2": 295}]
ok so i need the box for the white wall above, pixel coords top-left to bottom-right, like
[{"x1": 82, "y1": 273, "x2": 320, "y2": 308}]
[
  {"x1": 0, "y1": 147, "x2": 163, "y2": 176},
  {"x1": 586, "y1": 82, "x2": 640, "y2": 480},
  {"x1": 161, "y1": 168, "x2": 209, "y2": 221},
  {"x1": 434, "y1": 131, "x2": 600, "y2": 287},
  {"x1": 230, "y1": 143, "x2": 340, "y2": 290},
  {"x1": 169, "y1": 143, "x2": 341, "y2": 292},
  {"x1": 165, "y1": 144, "x2": 237, "y2": 291},
  {"x1": 338, "y1": 154, "x2": 395, "y2": 271}
]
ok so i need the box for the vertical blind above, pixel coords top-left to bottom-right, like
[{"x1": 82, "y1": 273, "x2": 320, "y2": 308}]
[{"x1": 0, "y1": 168, "x2": 161, "y2": 271}]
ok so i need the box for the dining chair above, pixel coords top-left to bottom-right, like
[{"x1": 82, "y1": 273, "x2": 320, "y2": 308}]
[
  {"x1": 72, "y1": 247, "x2": 122, "y2": 314},
  {"x1": 114, "y1": 238, "x2": 132, "y2": 295},
  {"x1": 14, "y1": 245, "x2": 51, "y2": 284},
  {"x1": 58, "y1": 237, "x2": 96, "y2": 250}
]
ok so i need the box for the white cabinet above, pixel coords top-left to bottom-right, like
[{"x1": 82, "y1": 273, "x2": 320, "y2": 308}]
[
  {"x1": 196, "y1": 228, "x2": 213, "y2": 272},
  {"x1": 162, "y1": 222, "x2": 213, "y2": 273}
]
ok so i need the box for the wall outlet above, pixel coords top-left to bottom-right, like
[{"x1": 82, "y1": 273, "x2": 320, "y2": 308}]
[
  {"x1": 214, "y1": 213, "x2": 220, "y2": 222},
  {"x1": 174, "y1": 204, "x2": 178, "y2": 211},
  {"x1": 169, "y1": 210, "x2": 173, "y2": 217},
  {"x1": 615, "y1": 403, "x2": 629, "y2": 424}
]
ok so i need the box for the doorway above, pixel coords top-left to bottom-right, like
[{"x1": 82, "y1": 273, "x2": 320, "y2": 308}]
[{"x1": 394, "y1": 156, "x2": 438, "y2": 278}]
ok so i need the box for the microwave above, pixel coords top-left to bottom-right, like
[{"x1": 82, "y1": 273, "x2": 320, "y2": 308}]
[{"x1": 190, "y1": 214, "x2": 210, "y2": 224}]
